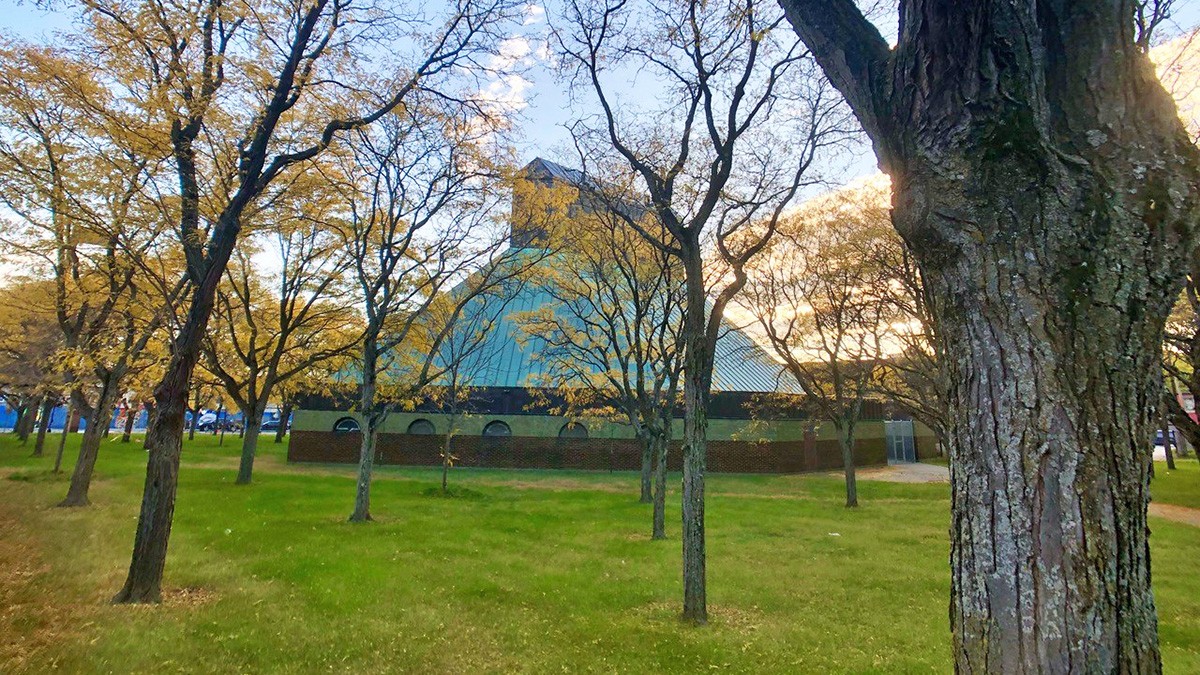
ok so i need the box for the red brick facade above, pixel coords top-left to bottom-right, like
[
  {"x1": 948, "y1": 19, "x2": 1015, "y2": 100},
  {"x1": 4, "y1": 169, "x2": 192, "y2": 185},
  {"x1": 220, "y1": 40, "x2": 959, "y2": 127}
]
[{"x1": 289, "y1": 430, "x2": 887, "y2": 474}]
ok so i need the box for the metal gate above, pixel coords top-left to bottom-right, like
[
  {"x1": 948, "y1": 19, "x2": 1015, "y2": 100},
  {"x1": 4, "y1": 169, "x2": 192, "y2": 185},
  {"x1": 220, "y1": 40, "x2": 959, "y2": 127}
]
[{"x1": 885, "y1": 420, "x2": 916, "y2": 463}]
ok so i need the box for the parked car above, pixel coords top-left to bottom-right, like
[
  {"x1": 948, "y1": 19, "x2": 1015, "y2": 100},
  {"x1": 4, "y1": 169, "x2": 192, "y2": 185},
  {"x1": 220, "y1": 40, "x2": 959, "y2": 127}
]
[
  {"x1": 260, "y1": 417, "x2": 282, "y2": 432},
  {"x1": 195, "y1": 411, "x2": 218, "y2": 431},
  {"x1": 1154, "y1": 429, "x2": 1177, "y2": 446}
]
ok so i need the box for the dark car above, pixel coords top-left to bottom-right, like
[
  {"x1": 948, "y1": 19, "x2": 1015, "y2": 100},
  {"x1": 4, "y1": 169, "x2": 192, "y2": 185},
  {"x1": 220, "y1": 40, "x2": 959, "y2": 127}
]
[
  {"x1": 261, "y1": 417, "x2": 285, "y2": 432},
  {"x1": 1154, "y1": 429, "x2": 1177, "y2": 446}
]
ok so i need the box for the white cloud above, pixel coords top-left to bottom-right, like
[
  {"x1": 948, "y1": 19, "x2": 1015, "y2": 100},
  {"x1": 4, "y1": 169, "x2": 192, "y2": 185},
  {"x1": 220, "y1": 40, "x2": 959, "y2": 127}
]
[{"x1": 523, "y1": 4, "x2": 545, "y2": 25}]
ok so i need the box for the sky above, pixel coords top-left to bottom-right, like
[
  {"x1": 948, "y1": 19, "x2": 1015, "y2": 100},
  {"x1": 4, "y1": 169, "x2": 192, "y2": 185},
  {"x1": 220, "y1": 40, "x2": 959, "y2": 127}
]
[
  {"x1": 0, "y1": 0, "x2": 1197, "y2": 276},
  {"x1": 2, "y1": 1, "x2": 1197, "y2": 183}
]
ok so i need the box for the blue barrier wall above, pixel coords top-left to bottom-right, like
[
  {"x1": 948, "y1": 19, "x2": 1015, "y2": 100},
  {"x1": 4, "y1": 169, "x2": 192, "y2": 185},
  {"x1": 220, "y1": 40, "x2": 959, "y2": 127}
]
[{"x1": 0, "y1": 401, "x2": 149, "y2": 432}]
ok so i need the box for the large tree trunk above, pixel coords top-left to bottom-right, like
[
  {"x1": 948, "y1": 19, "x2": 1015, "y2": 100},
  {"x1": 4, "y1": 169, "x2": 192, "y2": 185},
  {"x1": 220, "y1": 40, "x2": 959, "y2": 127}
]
[
  {"x1": 274, "y1": 401, "x2": 291, "y2": 443},
  {"x1": 32, "y1": 395, "x2": 54, "y2": 457},
  {"x1": 651, "y1": 426, "x2": 669, "y2": 541},
  {"x1": 779, "y1": 1, "x2": 1200, "y2": 669},
  {"x1": 901, "y1": 156, "x2": 1181, "y2": 670},
  {"x1": 235, "y1": 405, "x2": 263, "y2": 485},
  {"x1": 60, "y1": 383, "x2": 119, "y2": 507},
  {"x1": 350, "y1": 341, "x2": 379, "y2": 522},
  {"x1": 933, "y1": 232, "x2": 1164, "y2": 671}
]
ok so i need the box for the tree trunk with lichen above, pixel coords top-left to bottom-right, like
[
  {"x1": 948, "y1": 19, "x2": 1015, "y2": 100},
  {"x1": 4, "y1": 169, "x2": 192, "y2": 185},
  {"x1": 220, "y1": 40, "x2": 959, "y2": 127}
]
[
  {"x1": 918, "y1": 163, "x2": 1171, "y2": 671},
  {"x1": 780, "y1": 0, "x2": 1200, "y2": 670}
]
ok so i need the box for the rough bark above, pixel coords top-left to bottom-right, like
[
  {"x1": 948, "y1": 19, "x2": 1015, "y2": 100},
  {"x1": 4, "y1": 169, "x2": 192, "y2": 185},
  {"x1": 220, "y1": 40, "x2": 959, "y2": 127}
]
[
  {"x1": 32, "y1": 395, "x2": 54, "y2": 457},
  {"x1": 235, "y1": 407, "x2": 263, "y2": 485},
  {"x1": 779, "y1": 1, "x2": 1200, "y2": 670}
]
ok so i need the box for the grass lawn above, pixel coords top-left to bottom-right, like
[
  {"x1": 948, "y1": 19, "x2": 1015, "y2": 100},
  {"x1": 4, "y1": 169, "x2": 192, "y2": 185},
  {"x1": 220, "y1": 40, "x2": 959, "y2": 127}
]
[
  {"x1": 1153, "y1": 458, "x2": 1200, "y2": 509},
  {"x1": 0, "y1": 434, "x2": 1197, "y2": 673}
]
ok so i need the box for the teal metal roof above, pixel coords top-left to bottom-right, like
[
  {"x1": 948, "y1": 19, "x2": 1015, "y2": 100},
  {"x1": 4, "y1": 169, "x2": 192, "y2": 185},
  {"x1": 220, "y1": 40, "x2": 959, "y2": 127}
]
[{"x1": 434, "y1": 257, "x2": 800, "y2": 395}]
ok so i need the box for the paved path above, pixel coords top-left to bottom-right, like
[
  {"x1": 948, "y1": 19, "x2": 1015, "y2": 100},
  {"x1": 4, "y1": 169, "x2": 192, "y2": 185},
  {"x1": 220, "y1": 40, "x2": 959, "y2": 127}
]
[
  {"x1": 857, "y1": 463, "x2": 1200, "y2": 528},
  {"x1": 1150, "y1": 503, "x2": 1200, "y2": 527},
  {"x1": 853, "y1": 462, "x2": 950, "y2": 484}
]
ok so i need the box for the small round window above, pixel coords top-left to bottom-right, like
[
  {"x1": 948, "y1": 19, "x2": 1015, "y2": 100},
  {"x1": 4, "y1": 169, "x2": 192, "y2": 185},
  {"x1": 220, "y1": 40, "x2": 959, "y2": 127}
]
[
  {"x1": 558, "y1": 422, "x2": 588, "y2": 439},
  {"x1": 482, "y1": 420, "x2": 512, "y2": 437},
  {"x1": 407, "y1": 419, "x2": 435, "y2": 435},
  {"x1": 333, "y1": 417, "x2": 361, "y2": 434}
]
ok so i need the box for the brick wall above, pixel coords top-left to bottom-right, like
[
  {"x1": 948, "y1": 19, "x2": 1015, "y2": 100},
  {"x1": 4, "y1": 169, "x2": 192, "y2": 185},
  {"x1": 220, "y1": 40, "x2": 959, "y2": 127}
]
[{"x1": 288, "y1": 430, "x2": 887, "y2": 474}]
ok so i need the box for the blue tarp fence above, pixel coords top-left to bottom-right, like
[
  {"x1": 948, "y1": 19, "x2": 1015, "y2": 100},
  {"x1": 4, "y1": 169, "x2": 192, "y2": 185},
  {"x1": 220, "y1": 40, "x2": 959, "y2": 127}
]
[{"x1": 0, "y1": 401, "x2": 281, "y2": 432}]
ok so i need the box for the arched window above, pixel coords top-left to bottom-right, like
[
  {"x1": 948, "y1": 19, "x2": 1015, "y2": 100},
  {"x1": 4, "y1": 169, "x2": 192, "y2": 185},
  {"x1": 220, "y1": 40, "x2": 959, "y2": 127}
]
[
  {"x1": 558, "y1": 422, "x2": 588, "y2": 439},
  {"x1": 407, "y1": 419, "x2": 435, "y2": 435},
  {"x1": 482, "y1": 420, "x2": 512, "y2": 437},
  {"x1": 333, "y1": 417, "x2": 361, "y2": 434}
]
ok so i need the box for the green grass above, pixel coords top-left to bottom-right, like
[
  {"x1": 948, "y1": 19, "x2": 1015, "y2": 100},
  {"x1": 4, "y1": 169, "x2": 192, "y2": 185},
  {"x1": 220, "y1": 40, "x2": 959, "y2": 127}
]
[
  {"x1": 0, "y1": 433, "x2": 1197, "y2": 673},
  {"x1": 1153, "y1": 458, "x2": 1200, "y2": 509}
]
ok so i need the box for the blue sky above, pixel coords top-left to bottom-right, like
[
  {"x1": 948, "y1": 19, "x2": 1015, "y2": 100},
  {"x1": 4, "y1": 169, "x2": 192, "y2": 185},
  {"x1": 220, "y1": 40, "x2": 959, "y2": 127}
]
[{"x1": 2, "y1": 0, "x2": 1198, "y2": 187}]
